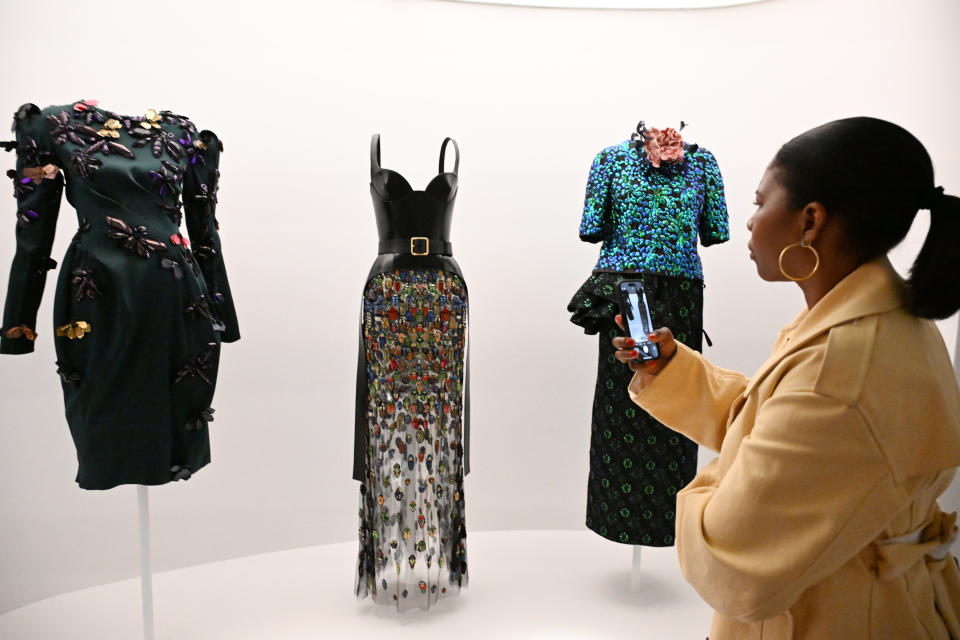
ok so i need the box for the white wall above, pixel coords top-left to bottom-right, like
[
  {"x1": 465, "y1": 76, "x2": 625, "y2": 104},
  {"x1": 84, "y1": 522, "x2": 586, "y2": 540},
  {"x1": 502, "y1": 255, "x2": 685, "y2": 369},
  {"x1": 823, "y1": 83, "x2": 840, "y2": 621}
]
[{"x1": 0, "y1": 0, "x2": 957, "y2": 614}]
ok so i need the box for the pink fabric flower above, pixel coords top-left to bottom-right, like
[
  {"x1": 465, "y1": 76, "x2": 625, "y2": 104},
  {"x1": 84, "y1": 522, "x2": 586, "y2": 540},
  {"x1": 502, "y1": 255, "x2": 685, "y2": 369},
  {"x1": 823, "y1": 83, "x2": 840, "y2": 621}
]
[{"x1": 643, "y1": 127, "x2": 684, "y2": 168}]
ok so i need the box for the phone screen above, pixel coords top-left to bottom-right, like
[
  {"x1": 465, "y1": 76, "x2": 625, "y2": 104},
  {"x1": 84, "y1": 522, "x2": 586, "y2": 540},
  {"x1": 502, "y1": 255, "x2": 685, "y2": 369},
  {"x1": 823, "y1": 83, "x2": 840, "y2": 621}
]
[
  {"x1": 626, "y1": 290, "x2": 652, "y2": 339},
  {"x1": 620, "y1": 282, "x2": 659, "y2": 361}
]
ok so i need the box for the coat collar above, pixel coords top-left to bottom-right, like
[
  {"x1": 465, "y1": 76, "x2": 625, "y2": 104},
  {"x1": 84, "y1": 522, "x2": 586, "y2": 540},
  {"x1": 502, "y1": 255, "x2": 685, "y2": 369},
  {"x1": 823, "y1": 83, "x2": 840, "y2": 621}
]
[{"x1": 743, "y1": 256, "x2": 906, "y2": 397}]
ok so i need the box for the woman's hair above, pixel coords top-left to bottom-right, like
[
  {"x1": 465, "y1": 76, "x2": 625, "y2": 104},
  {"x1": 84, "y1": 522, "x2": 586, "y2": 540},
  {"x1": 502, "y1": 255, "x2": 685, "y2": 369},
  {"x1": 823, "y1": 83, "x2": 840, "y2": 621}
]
[{"x1": 770, "y1": 117, "x2": 959, "y2": 319}]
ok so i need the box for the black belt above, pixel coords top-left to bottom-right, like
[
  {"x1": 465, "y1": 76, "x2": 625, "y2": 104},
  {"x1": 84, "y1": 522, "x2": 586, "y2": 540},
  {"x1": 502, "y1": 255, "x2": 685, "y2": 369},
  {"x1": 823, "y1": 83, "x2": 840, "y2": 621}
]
[{"x1": 378, "y1": 237, "x2": 452, "y2": 256}]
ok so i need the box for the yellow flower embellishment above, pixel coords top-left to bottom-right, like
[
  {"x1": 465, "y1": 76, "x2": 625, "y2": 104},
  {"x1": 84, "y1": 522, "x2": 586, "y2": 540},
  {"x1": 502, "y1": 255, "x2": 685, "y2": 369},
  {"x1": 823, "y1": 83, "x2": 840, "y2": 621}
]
[
  {"x1": 193, "y1": 139, "x2": 207, "y2": 150},
  {"x1": 139, "y1": 109, "x2": 162, "y2": 130},
  {"x1": 56, "y1": 321, "x2": 92, "y2": 340},
  {"x1": 97, "y1": 119, "x2": 122, "y2": 138}
]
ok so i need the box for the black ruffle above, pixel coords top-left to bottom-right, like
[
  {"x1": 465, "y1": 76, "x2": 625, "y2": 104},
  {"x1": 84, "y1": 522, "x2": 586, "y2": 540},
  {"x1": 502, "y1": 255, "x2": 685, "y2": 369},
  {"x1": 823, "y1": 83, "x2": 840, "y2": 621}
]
[
  {"x1": 567, "y1": 272, "x2": 623, "y2": 336},
  {"x1": 567, "y1": 271, "x2": 706, "y2": 336}
]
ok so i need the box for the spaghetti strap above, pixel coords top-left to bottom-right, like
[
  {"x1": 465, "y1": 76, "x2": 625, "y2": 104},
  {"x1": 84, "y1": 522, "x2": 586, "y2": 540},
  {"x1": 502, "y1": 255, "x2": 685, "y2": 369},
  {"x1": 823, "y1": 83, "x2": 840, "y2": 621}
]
[
  {"x1": 439, "y1": 137, "x2": 459, "y2": 175},
  {"x1": 370, "y1": 133, "x2": 381, "y2": 178}
]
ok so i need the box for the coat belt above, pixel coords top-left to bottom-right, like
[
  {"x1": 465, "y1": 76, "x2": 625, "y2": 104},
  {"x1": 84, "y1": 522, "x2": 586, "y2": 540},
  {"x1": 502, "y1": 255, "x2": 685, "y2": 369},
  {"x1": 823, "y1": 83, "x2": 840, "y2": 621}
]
[
  {"x1": 875, "y1": 510, "x2": 958, "y2": 580},
  {"x1": 875, "y1": 510, "x2": 960, "y2": 638}
]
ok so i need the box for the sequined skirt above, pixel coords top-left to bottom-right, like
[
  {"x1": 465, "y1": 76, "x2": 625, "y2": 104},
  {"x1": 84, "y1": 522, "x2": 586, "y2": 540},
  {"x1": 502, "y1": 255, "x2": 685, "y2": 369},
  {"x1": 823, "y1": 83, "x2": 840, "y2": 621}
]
[
  {"x1": 355, "y1": 269, "x2": 468, "y2": 610},
  {"x1": 568, "y1": 271, "x2": 703, "y2": 546}
]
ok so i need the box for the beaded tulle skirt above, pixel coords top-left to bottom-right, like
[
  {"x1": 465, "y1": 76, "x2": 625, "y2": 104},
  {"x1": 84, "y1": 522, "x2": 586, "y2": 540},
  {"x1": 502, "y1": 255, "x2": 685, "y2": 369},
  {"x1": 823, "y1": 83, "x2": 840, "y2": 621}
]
[{"x1": 355, "y1": 268, "x2": 468, "y2": 610}]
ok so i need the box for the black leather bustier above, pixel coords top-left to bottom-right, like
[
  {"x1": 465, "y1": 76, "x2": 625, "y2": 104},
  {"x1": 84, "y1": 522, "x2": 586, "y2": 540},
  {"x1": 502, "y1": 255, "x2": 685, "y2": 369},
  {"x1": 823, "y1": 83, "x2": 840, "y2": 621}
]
[{"x1": 364, "y1": 134, "x2": 464, "y2": 282}]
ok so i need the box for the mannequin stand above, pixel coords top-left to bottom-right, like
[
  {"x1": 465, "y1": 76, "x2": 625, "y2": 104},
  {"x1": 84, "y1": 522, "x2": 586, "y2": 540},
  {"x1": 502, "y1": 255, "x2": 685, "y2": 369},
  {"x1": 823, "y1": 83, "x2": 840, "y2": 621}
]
[
  {"x1": 136, "y1": 486, "x2": 156, "y2": 640},
  {"x1": 630, "y1": 545, "x2": 643, "y2": 591}
]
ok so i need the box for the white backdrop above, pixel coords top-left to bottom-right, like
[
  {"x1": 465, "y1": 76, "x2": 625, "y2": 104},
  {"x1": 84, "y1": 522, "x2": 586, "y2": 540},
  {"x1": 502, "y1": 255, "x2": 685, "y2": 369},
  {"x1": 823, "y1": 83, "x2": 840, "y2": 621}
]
[{"x1": 0, "y1": 0, "x2": 957, "y2": 614}]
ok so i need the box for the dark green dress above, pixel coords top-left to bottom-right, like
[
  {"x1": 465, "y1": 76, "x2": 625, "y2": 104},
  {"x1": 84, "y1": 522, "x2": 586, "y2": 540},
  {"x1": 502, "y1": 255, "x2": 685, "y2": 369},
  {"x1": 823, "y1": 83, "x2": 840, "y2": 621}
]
[{"x1": 1, "y1": 101, "x2": 239, "y2": 490}]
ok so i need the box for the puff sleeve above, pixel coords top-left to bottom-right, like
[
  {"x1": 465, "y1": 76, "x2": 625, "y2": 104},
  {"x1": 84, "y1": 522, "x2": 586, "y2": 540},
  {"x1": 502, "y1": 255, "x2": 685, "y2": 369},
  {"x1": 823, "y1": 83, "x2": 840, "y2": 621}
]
[
  {"x1": 182, "y1": 129, "x2": 239, "y2": 343},
  {"x1": 697, "y1": 149, "x2": 730, "y2": 247},
  {"x1": 579, "y1": 150, "x2": 612, "y2": 243},
  {"x1": 1, "y1": 104, "x2": 64, "y2": 354}
]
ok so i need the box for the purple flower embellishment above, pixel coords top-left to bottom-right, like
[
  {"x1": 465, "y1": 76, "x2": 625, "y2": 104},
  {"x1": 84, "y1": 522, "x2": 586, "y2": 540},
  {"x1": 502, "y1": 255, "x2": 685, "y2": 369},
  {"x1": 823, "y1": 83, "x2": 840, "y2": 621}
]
[
  {"x1": 105, "y1": 217, "x2": 168, "y2": 258},
  {"x1": 15, "y1": 209, "x2": 39, "y2": 227},
  {"x1": 180, "y1": 132, "x2": 206, "y2": 167},
  {"x1": 149, "y1": 169, "x2": 178, "y2": 196},
  {"x1": 72, "y1": 101, "x2": 106, "y2": 126},
  {"x1": 8, "y1": 169, "x2": 35, "y2": 199},
  {"x1": 184, "y1": 295, "x2": 221, "y2": 328},
  {"x1": 47, "y1": 111, "x2": 100, "y2": 146},
  {"x1": 18, "y1": 137, "x2": 52, "y2": 165},
  {"x1": 71, "y1": 268, "x2": 102, "y2": 301},
  {"x1": 126, "y1": 110, "x2": 184, "y2": 160},
  {"x1": 69, "y1": 150, "x2": 102, "y2": 180}
]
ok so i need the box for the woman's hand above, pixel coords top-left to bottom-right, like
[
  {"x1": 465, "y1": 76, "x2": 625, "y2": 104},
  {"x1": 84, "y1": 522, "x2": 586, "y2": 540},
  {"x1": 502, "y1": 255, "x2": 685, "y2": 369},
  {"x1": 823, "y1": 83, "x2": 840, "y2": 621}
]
[{"x1": 612, "y1": 314, "x2": 678, "y2": 376}]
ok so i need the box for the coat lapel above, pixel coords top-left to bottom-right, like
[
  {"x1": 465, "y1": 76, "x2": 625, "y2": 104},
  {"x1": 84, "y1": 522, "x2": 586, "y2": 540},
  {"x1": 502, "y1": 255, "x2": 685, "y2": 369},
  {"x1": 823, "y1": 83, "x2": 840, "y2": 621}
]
[{"x1": 741, "y1": 257, "x2": 906, "y2": 399}]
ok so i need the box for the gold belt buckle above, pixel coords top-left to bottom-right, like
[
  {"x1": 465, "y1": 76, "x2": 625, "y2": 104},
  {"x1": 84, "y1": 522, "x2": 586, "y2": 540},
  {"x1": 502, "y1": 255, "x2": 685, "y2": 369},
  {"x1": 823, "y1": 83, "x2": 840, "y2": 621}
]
[{"x1": 410, "y1": 237, "x2": 429, "y2": 256}]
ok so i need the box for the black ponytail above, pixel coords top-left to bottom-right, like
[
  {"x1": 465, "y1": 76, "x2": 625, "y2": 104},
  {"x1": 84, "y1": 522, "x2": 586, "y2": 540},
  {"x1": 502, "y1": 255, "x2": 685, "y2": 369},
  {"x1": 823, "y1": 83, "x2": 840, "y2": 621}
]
[
  {"x1": 770, "y1": 117, "x2": 959, "y2": 319},
  {"x1": 908, "y1": 194, "x2": 960, "y2": 319}
]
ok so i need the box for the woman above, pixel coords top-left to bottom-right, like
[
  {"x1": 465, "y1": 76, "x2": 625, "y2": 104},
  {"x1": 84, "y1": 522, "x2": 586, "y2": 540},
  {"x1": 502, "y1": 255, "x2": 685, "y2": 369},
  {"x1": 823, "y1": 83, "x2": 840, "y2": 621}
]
[{"x1": 613, "y1": 117, "x2": 960, "y2": 639}]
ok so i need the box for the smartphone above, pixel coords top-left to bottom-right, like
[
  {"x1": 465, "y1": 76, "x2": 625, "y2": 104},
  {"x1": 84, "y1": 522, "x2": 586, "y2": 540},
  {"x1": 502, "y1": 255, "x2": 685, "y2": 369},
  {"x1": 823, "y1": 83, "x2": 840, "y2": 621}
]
[{"x1": 618, "y1": 280, "x2": 660, "y2": 361}]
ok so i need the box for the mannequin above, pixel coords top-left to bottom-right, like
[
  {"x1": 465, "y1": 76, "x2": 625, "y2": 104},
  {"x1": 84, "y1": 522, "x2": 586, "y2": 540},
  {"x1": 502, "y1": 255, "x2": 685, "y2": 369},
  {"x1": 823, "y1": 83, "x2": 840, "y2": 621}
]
[
  {"x1": 1, "y1": 100, "x2": 239, "y2": 638},
  {"x1": 568, "y1": 121, "x2": 730, "y2": 569}
]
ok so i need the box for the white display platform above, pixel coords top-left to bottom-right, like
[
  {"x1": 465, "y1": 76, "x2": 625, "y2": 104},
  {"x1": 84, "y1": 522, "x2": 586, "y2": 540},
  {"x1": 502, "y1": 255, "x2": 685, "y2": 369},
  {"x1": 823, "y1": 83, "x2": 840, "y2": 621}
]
[{"x1": 0, "y1": 530, "x2": 713, "y2": 639}]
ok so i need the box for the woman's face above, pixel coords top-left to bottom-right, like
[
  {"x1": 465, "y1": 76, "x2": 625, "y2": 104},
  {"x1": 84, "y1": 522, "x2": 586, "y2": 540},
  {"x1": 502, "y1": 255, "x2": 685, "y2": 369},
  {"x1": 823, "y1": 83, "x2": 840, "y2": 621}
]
[{"x1": 746, "y1": 167, "x2": 809, "y2": 282}]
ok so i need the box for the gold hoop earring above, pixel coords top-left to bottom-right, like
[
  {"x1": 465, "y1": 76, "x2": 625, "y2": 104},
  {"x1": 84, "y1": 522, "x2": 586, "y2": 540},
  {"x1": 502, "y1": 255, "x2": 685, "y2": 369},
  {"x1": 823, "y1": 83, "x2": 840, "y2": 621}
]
[{"x1": 778, "y1": 240, "x2": 820, "y2": 281}]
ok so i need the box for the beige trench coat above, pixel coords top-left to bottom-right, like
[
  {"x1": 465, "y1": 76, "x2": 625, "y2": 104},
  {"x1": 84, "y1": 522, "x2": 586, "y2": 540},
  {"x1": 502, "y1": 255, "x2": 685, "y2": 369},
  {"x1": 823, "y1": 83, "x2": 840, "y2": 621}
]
[{"x1": 629, "y1": 257, "x2": 960, "y2": 639}]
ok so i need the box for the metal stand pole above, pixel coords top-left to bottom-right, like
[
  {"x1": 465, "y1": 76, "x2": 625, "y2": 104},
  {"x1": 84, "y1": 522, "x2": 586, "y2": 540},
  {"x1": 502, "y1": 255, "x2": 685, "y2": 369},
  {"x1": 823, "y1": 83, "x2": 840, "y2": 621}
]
[
  {"x1": 630, "y1": 545, "x2": 643, "y2": 591},
  {"x1": 137, "y1": 486, "x2": 156, "y2": 640}
]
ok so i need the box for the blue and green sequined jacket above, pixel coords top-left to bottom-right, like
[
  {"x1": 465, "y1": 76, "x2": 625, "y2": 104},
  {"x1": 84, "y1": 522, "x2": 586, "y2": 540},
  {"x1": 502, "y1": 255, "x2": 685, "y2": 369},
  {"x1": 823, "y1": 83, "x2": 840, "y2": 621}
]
[{"x1": 579, "y1": 140, "x2": 729, "y2": 280}]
